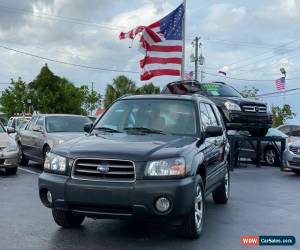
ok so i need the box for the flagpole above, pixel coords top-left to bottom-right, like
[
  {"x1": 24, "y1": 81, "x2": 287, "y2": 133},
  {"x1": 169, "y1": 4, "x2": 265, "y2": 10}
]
[{"x1": 181, "y1": 0, "x2": 186, "y2": 80}]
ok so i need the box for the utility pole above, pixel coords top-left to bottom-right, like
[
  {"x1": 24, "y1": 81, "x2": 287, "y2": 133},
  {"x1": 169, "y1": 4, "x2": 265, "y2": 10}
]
[
  {"x1": 191, "y1": 37, "x2": 205, "y2": 82},
  {"x1": 192, "y1": 37, "x2": 200, "y2": 81}
]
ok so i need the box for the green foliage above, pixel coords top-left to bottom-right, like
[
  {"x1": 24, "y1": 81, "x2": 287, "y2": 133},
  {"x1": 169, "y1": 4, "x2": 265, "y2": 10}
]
[
  {"x1": 240, "y1": 86, "x2": 259, "y2": 98},
  {"x1": 272, "y1": 104, "x2": 296, "y2": 127},
  {"x1": 0, "y1": 64, "x2": 99, "y2": 116},
  {"x1": 0, "y1": 77, "x2": 29, "y2": 117},
  {"x1": 135, "y1": 83, "x2": 160, "y2": 95},
  {"x1": 104, "y1": 76, "x2": 161, "y2": 108}
]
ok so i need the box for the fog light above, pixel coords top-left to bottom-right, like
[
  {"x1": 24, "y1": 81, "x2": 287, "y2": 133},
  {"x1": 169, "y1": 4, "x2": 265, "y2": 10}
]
[
  {"x1": 46, "y1": 191, "x2": 53, "y2": 204},
  {"x1": 155, "y1": 197, "x2": 170, "y2": 213}
]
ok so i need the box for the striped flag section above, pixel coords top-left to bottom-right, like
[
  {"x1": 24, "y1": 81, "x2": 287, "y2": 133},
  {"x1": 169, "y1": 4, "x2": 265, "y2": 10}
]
[
  {"x1": 120, "y1": 4, "x2": 184, "y2": 81},
  {"x1": 275, "y1": 77, "x2": 285, "y2": 91}
]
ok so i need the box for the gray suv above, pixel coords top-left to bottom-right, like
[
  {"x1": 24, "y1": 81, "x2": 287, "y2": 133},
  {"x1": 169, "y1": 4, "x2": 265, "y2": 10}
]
[{"x1": 17, "y1": 114, "x2": 91, "y2": 166}]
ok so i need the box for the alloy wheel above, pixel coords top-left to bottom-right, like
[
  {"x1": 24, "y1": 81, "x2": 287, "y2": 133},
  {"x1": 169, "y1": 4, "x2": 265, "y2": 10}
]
[{"x1": 194, "y1": 185, "x2": 203, "y2": 230}]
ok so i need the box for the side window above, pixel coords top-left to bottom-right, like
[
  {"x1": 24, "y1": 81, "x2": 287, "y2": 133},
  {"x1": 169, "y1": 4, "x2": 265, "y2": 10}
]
[
  {"x1": 278, "y1": 126, "x2": 291, "y2": 136},
  {"x1": 291, "y1": 127, "x2": 300, "y2": 137},
  {"x1": 200, "y1": 103, "x2": 219, "y2": 130},
  {"x1": 35, "y1": 117, "x2": 45, "y2": 130},
  {"x1": 27, "y1": 116, "x2": 38, "y2": 131},
  {"x1": 212, "y1": 105, "x2": 225, "y2": 128},
  {"x1": 205, "y1": 104, "x2": 219, "y2": 126}
]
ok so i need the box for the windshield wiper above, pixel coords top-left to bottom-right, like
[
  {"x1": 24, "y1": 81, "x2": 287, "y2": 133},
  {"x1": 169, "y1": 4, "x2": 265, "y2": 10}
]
[
  {"x1": 94, "y1": 127, "x2": 122, "y2": 133},
  {"x1": 124, "y1": 127, "x2": 165, "y2": 135}
]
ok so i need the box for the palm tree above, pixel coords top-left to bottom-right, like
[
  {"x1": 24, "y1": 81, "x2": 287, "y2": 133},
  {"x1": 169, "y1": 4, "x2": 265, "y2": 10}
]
[{"x1": 104, "y1": 75, "x2": 136, "y2": 108}]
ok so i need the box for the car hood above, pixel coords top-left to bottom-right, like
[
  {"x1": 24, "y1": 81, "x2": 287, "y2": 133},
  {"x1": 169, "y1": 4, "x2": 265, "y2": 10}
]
[
  {"x1": 210, "y1": 96, "x2": 267, "y2": 106},
  {"x1": 0, "y1": 133, "x2": 9, "y2": 147},
  {"x1": 54, "y1": 133, "x2": 198, "y2": 162},
  {"x1": 48, "y1": 132, "x2": 86, "y2": 142}
]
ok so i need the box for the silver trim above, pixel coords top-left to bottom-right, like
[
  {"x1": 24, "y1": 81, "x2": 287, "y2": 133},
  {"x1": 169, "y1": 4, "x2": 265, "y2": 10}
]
[
  {"x1": 71, "y1": 158, "x2": 136, "y2": 183},
  {"x1": 242, "y1": 105, "x2": 267, "y2": 113}
]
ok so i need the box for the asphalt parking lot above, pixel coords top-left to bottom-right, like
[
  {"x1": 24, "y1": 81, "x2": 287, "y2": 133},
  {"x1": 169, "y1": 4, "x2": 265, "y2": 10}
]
[{"x1": 0, "y1": 164, "x2": 299, "y2": 250}]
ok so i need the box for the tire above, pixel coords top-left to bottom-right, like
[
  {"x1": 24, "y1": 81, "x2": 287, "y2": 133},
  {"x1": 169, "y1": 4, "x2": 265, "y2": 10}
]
[
  {"x1": 264, "y1": 147, "x2": 279, "y2": 166},
  {"x1": 293, "y1": 170, "x2": 300, "y2": 176},
  {"x1": 249, "y1": 129, "x2": 268, "y2": 137},
  {"x1": 179, "y1": 176, "x2": 205, "y2": 239},
  {"x1": 52, "y1": 209, "x2": 85, "y2": 228},
  {"x1": 212, "y1": 167, "x2": 230, "y2": 204},
  {"x1": 18, "y1": 143, "x2": 29, "y2": 166},
  {"x1": 6, "y1": 167, "x2": 18, "y2": 175}
]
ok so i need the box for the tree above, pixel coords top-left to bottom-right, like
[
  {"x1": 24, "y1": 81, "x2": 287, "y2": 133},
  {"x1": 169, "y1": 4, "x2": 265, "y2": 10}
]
[
  {"x1": 80, "y1": 85, "x2": 100, "y2": 115},
  {"x1": 28, "y1": 64, "x2": 87, "y2": 114},
  {"x1": 272, "y1": 104, "x2": 296, "y2": 127},
  {"x1": 240, "y1": 86, "x2": 259, "y2": 98},
  {"x1": 135, "y1": 83, "x2": 160, "y2": 95},
  {"x1": 0, "y1": 77, "x2": 29, "y2": 117},
  {"x1": 104, "y1": 75, "x2": 136, "y2": 108}
]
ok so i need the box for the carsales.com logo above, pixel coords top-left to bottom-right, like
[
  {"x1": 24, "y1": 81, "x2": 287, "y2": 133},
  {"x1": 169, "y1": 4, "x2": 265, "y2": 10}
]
[{"x1": 240, "y1": 235, "x2": 295, "y2": 246}]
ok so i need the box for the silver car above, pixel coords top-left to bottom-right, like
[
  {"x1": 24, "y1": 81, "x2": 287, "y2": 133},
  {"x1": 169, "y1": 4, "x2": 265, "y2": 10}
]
[
  {"x1": 284, "y1": 141, "x2": 300, "y2": 175},
  {"x1": 277, "y1": 124, "x2": 300, "y2": 142},
  {"x1": 0, "y1": 123, "x2": 19, "y2": 174},
  {"x1": 17, "y1": 114, "x2": 91, "y2": 166}
]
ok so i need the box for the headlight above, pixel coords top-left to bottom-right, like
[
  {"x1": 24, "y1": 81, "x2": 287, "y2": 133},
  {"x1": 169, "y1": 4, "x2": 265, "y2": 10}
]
[
  {"x1": 6, "y1": 140, "x2": 18, "y2": 152},
  {"x1": 44, "y1": 153, "x2": 67, "y2": 173},
  {"x1": 145, "y1": 157, "x2": 185, "y2": 177},
  {"x1": 224, "y1": 101, "x2": 241, "y2": 111}
]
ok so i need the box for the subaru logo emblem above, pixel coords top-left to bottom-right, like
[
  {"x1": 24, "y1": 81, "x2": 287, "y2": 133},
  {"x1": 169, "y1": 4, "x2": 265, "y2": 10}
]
[{"x1": 97, "y1": 165, "x2": 110, "y2": 173}]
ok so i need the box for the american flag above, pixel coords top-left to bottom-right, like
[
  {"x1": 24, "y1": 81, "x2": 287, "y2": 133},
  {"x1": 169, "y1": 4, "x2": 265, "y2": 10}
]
[
  {"x1": 184, "y1": 71, "x2": 193, "y2": 80},
  {"x1": 119, "y1": 4, "x2": 184, "y2": 81},
  {"x1": 275, "y1": 77, "x2": 285, "y2": 91}
]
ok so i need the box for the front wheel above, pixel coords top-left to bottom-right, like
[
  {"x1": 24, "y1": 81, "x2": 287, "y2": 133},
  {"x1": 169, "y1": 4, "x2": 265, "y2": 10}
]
[
  {"x1": 18, "y1": 143, "x2": 29, "y2": 166},
  {"x1": 212, "y1": 167, "x2": 230, "y2": 204},
  {"x1": 293, "y1": 170, "x2": 300, "y2": 176},
  {"x1": 6, "y1": 167, "x2": 18, "y2": 175},
  {"x1": 179, "y1": 176, "x2": 205, "y2": 239},
  {"x1": 249, "y1": 129, "x2": 268, "y2": 137},
  {"x1": 264, "y1": 147, "x2": 279, "y2": 166},
  {"x1": 52, "y1": 209, "x2": 85, "y2": 228}
]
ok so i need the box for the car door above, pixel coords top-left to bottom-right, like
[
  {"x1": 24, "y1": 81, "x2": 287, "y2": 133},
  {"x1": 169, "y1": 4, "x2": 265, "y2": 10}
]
[
  {"x1": 199, "y1": 102, "x2": 224, "y2": 189},
  {"x1": 30, "y1": 116, "x2": 46, "y2": 161},
  {"x1": 21, "y1": 116, "x2": 38, "y2": 158}
]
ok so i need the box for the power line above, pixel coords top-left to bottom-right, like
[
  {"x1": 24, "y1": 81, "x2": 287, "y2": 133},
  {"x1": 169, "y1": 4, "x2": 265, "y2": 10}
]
[
  {"x1": 226, "y1": 38, "x2": 300, "y2": 69},
  {"x1": 203, "y1": 71, "x2": 300, "y2": 82},
  {"x1": 0, "y1": 3, "x2": 124, "y2": 31},
  {"x1": 201, "y1": 38, "x2": 276, "y2": 49},
  {"x1": 0, "y1": 44, "x2": 140, "y2": 74},
  {"x1": 257, "y1": 87, "x2": 300, "y2": 97},
  {"x1": 261, "y1": 92, "x2": 300, "y2": 98}
]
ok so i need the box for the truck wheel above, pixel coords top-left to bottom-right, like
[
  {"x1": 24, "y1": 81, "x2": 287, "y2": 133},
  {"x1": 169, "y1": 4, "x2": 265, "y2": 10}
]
[
  {"x1": 212, "y1": 168, "x2": 230, "y2": 204},
  {"x1": 52, "y1": 209, "x2": 85, "y2": 228},
  {"x1": 6, "y1": 167, "x2": 18, "y2": 175},
  {"x1": 18, "y1": 143, "x2": 29, "y2": 166},
  {"x1": 179, "y1": 176, "x2": 205, "y2": 239},
  {"x1": 249, "y1": 129, "x2": 268, "y2": 137}
]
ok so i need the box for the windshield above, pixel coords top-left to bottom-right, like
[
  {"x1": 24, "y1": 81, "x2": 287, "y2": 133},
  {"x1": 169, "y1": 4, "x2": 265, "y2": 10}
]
[
  {"x1": 202, "y1": 83, "x2": 242, "y2": 98},
  {"x1": 0, "y1": 124, "x2": 5, "y2": 133},
  {"x1": 94, "y1": 99, "x2": 198, "y2": 136},
  {"x1": 266, "y1": 128, "x2": 287, "y2": 138},
  {"x1": 46, "y1": 116, "x2": 91, "y2": 133}
]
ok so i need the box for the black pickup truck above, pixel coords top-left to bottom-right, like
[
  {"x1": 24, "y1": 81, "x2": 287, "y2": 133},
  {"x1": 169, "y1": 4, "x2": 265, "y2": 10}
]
[
  {"x1": 39, "y1": 94, "x2": 230, "y2": 239},
  {"x1": 162, "y1": 81, "x2": 273, "y2": 137}
]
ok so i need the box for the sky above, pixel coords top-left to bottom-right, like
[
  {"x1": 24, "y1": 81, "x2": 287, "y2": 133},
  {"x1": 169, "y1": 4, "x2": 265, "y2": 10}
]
[{"x1": 0, "y1": 0, "x2": 299, "y2": 123}]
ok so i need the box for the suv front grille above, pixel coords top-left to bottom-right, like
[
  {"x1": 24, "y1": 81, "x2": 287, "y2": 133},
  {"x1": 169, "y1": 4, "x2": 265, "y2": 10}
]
[
  {"x1": 242, "y1": 105, "x2": 267, "y2": 113},
  {"x1": 72, "y1": 158, "x2": 135, "y2": 182},
  {"x1": 289, "y1": 146, "x2": 300, "y2": 155}
]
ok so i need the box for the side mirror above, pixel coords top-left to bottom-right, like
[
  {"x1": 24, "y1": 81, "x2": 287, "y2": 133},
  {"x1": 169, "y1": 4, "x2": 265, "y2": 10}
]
[
  {"x1": 6, "y1": 127, "x2": 16, "y2": 134},
  {"x1": 84, "y1": 123, "x2": 93, "y2": 133},
  {"x1": 32, "y1": 125, "x2": 43, "y2": 133},
  {"x1": 205, "y1": 126, "x2": 223, "y2": 138}
]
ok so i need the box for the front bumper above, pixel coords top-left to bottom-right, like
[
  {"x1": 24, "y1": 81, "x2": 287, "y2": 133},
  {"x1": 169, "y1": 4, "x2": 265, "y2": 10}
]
[
  {"x1": 0, "y1": 150, "x2": 18, "y2": 169},
  {"x1": 285, "y1": 150, "x2": 300, "y2": 170},
  {"x1": 39, "y1": 173, "x2": 196, "y2": 223},
  {"x1": 223, "y1": 110, "x2": 272, "y2": 130}
]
